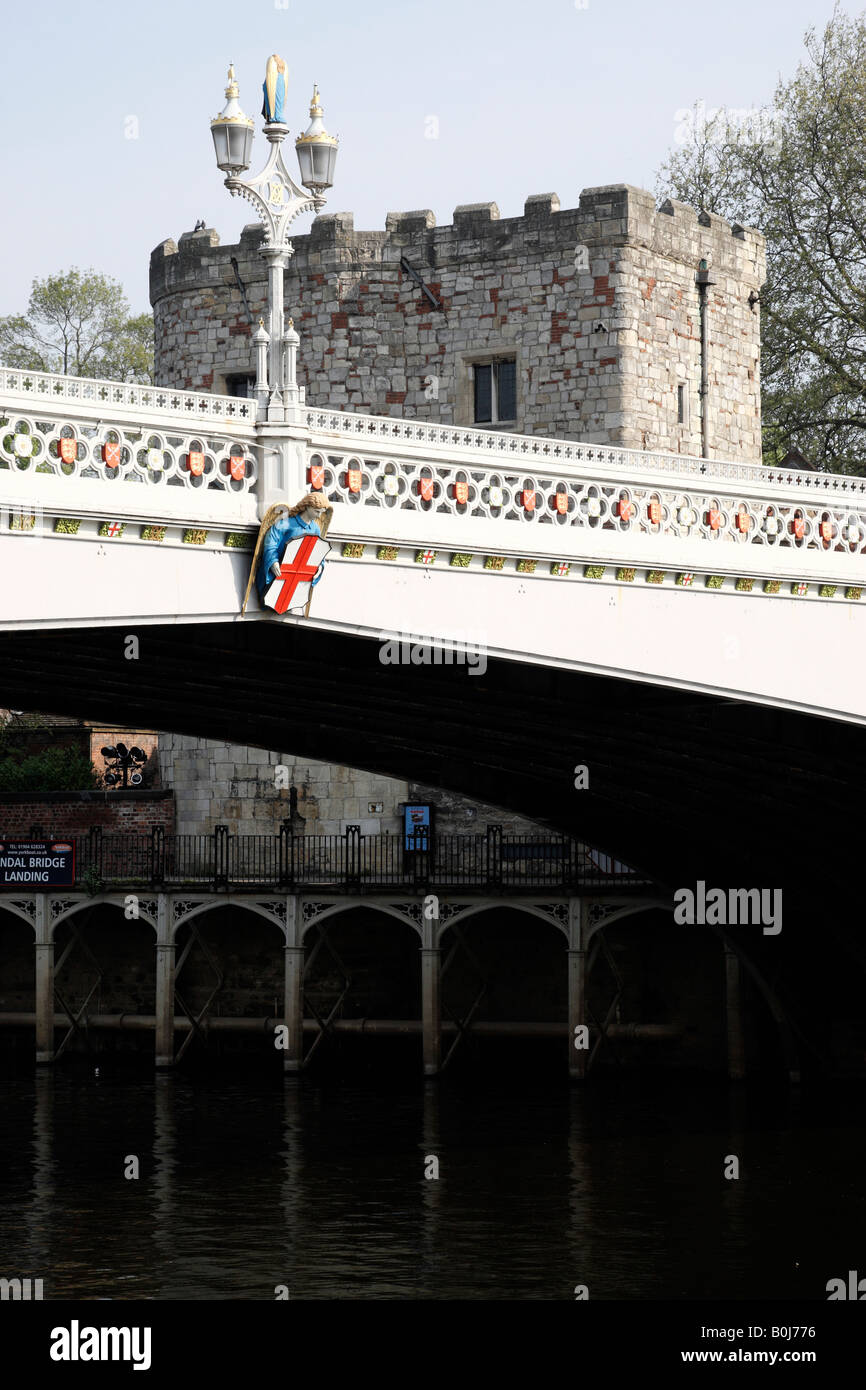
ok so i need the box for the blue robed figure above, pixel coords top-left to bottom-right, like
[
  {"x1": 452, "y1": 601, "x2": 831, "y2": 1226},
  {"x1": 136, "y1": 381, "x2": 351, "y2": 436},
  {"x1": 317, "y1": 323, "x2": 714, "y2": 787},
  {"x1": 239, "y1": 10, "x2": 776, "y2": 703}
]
[
  {"x1": 262, "y1": 54, "x2": 288, "y2": 124},
  {"x1": 255, "y1": 494, "x2": 331, "y2": 603}
]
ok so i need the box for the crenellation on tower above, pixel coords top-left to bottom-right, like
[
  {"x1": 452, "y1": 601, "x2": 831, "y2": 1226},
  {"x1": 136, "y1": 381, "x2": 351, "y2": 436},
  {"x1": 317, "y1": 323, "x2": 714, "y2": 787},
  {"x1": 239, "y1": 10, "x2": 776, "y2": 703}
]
[{"x1": 149, "y1": 182, "x2": 765, "y2": 458}]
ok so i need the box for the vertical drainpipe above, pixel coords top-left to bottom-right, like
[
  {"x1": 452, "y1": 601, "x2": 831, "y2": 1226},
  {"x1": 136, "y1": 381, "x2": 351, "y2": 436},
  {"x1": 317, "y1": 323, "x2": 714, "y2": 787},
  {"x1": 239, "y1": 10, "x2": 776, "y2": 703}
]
[{"x1": 696, "y1": 258, "x2": 715, "y2": 459}]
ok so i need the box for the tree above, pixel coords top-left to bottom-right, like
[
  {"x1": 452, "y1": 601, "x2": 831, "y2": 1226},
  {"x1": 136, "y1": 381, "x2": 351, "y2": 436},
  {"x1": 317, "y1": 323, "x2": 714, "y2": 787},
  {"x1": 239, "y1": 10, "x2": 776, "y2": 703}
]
[
  {"x1": 657, "y1": 7, "x2": 866, "y2": 473},
  {"x1": 0, "y1": 269, "x2": 154, "y2": 383}
]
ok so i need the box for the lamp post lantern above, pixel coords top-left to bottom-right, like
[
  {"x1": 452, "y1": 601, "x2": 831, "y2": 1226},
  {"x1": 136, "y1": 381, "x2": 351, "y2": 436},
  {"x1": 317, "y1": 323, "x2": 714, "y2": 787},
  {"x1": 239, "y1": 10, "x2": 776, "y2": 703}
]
[{"x1": 210, "y1": 58, "x2": 338, "y2": 415}]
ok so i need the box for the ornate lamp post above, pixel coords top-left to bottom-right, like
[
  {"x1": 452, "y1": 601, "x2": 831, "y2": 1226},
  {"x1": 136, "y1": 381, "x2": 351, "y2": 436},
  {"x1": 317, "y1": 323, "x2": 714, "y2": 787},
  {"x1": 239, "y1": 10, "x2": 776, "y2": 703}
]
[{"x1": 210, "y1": 59, "x2": 338, "y2": 415}]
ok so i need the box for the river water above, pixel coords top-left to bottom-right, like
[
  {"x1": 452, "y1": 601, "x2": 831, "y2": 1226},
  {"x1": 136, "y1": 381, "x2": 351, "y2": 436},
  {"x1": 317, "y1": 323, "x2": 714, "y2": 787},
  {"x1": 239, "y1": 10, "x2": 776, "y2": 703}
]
[{"x1": 0, "y1": 1061, "x2": 862, "y2": 1301}]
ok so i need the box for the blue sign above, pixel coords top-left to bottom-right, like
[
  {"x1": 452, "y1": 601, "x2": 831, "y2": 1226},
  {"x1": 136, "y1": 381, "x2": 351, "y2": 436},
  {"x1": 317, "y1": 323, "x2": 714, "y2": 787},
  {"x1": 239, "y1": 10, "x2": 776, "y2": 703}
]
[{"x1": 403, "y1": 804, "x2": 431, "y2": 851}]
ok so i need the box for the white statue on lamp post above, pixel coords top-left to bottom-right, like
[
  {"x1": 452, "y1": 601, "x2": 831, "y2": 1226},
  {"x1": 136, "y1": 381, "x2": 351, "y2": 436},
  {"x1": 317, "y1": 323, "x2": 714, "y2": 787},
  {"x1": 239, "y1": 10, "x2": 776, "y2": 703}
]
[{"x1": 210, "y1": 58, "x2": 338, "y2": 421}]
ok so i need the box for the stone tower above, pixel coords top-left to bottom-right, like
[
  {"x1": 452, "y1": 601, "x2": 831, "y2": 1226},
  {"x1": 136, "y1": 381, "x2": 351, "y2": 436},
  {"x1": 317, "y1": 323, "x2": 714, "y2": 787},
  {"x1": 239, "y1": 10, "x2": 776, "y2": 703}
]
[{"x1": 150, "y1": 183, "x2": 765, "y2": 461}]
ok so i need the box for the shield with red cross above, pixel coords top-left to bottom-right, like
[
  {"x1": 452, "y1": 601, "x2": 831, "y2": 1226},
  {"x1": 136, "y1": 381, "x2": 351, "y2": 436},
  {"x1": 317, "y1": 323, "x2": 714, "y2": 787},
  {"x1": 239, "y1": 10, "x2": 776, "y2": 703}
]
[{"x1": 263, "y1": 534, "x2": 331, "y2": 616}]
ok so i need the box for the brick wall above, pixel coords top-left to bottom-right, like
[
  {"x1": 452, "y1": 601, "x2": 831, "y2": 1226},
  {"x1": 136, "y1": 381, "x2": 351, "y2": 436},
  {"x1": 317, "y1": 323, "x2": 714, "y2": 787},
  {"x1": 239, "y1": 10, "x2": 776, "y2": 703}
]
[
  {"x1": 150, "y1": 184, "x2": 766, "y2": 461},
  {"x1": 0, "y1": 790, "x2": 175, "y2": 838},
  {"x1": 87, "y1": 727, "x2": 160, "y2": 788}
]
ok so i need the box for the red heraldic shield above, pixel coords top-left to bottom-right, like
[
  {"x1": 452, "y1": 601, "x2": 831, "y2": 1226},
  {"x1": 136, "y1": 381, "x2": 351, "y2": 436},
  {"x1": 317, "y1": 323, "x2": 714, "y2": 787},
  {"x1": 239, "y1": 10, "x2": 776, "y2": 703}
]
[
  {"x1": 521, "y1": 489, "x2": 536, "y2": 512},
  {"x1": 418, "y1": 477, "x2": 434, "y2": 501},
  {"x1": 555, "y1": 492, "x2": 569, "y2": 515},
  {"x1": 820, "y1": 520, "x2": 833, "y2": 542},
  {"x1": 453, "y1": 481, "x2": 469, "y2": 504},
  {"x1": 59, "y1": 438, "x2": 77, "y2": 464},
  {"x1": 648, "y1": 499, "x2": 661, "y2": 524},
  {"x1": 793, "y1": 517, "x2": 806, "y2": 539},
  {"x1": 229, "y1": 455, "x2": 246, "y2": 480},
  {"x1": 263, "y1": 534, "x2": 331, "y2": 616},
  {"x1": 103, "y1": 442, "x2": 121, "y2": 467},
  {"x1": 308, "y1": 463, "x2": 325, "y2": 490},
  {"x1": 188, "y1": 451, "x2": 205, "y2": 476},
  {"x1": 346, "y1": 468, "x2": 362, "y2": 493}
]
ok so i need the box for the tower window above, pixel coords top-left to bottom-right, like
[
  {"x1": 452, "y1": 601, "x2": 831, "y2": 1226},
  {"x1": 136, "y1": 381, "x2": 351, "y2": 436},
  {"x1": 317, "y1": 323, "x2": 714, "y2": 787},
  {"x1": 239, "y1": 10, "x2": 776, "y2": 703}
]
[
  {"x1": 677, "y1": 383, "x2": 688, "y2": 425},
  {"x1": 473, "y1": 359, "x2": 517, "y2": 424},
  {"x1": 226, "y1": 373, "x2": 256, "y2": 399}
]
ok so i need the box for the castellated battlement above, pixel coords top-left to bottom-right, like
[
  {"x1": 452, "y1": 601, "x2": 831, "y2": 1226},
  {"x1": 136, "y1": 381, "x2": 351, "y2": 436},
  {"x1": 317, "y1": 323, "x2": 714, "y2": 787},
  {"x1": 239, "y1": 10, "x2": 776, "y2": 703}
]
[{"x1": 150, "y1": 184, "x2": 765, "y2": 460}]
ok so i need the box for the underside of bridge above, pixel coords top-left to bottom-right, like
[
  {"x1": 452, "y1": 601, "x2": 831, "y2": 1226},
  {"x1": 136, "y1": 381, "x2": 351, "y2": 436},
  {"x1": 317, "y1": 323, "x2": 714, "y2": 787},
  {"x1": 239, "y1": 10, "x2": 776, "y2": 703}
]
[
  {"x1": 0, "y1": 619, "x2": 861, "y2": 899},
  {"x1": 1, "y1": 618, "x2": 865, "y2": 1076}
]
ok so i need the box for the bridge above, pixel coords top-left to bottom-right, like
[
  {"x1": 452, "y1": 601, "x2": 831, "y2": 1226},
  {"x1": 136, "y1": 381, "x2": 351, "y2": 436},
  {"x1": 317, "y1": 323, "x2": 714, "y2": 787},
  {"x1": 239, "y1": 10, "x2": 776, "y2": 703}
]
[
  {"x1": 0, "y1": 827, "x2": 665, "y2": 1077},
  {"x1": 2, "y1": 360, "x2": 866, "y2": 1081},
  {"x1": 2, "y1": 359, "x2": 866, "y2": 723}
]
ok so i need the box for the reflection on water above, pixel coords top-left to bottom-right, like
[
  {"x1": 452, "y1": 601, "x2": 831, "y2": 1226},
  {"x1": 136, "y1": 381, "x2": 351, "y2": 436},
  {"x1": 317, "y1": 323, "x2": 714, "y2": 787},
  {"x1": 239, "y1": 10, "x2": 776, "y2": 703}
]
[{"x1": 0, "y1": 1063, "x2": 862, "y2": 1300}]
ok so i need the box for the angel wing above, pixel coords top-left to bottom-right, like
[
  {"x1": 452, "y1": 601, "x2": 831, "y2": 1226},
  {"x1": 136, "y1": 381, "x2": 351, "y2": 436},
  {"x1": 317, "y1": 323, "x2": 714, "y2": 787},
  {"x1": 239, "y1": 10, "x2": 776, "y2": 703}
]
[
  {"x1": 264, "y1": 55, "x2": 279, "y2": 122},
  {"x1": 241, "y1": 503, "x2": 288, "y2": 615}
]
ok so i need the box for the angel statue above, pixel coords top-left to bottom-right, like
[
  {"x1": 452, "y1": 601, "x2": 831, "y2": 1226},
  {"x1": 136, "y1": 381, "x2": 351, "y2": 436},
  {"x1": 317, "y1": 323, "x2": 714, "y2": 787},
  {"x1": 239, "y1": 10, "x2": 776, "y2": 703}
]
[
  {"x1": 262, "y1": 54, "x2": 288, "y2": 124},
  {"x1": 241, "y1": 492, "x2": 333, "y2": 617}
]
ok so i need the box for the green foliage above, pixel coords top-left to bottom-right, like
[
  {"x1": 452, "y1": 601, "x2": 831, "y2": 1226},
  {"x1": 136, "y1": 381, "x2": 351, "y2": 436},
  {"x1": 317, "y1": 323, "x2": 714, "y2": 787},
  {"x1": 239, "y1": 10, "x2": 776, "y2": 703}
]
[
  {"x1": 656, "y1": 10, "x2": 866, "y2": 473},
  {"x1": 81, "y1": 864, "x2": 104, "y2": 897},
  {"x1": 0, "y1": 269, "x2": 154, "y2": 383},
  {"x1": 0, "y1": 744, "x2": 100, "y2": 793}
]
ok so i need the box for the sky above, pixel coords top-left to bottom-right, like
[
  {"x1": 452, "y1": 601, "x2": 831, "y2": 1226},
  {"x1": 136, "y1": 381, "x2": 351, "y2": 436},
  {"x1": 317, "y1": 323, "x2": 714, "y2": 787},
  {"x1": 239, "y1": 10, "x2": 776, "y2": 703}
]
[{"x1": 0, "y1": 0, "x2": 843, "y2": 317}]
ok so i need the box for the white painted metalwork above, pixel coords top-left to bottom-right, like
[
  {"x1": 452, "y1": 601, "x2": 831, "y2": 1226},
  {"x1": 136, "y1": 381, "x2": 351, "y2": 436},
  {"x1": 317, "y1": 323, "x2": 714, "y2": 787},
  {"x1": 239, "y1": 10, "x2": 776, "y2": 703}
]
[
  {"x1": 0, "y1": 408, "x2": 257, "y2": 495},
  {"x1": 211, "y1": 60, "x2": 333, "y2": 418},
  {"x1": 0, "y1": 366, "x2": 256, "y2": 425}
]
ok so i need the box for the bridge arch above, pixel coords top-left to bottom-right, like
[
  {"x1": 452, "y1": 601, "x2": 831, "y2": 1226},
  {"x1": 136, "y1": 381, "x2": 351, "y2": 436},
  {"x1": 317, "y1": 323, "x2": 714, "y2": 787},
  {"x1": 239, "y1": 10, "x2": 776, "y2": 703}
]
[
  {"x1": 433, "y1": 899, "x2": 569, "y2": 947},
  {"x1": 170, "y1": 895, "x2": 288, "y2": 943},
  {"x1": 0, "y1": 899, "x2": 39, "y2": 936},
  {"x1": 300, "y1": 898, "x2": 423, "y2": 943},
  {"x1": 49, "y1": 894, "x2": 159, "y2": 940}
]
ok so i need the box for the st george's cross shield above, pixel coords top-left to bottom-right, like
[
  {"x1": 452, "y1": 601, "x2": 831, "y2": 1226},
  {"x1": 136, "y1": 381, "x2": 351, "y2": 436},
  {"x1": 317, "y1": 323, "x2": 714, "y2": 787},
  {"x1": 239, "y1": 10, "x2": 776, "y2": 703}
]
[{"x1": 263, "y1": 534, "x2": 331, "y2": 615}]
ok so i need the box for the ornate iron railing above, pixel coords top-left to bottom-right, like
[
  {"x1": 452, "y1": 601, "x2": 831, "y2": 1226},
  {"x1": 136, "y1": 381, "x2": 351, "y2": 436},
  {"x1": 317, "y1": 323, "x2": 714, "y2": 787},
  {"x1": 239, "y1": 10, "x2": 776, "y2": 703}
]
[{"x1": 5, "y1": 827, "x2": 648, "y2": 894}]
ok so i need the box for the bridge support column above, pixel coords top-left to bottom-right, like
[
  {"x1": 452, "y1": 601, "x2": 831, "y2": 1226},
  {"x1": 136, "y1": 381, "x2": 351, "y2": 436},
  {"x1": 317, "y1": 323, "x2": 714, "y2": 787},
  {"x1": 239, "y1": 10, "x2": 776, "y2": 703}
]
[
  {"x1": 34, "y1": 894, "x2": 54, "y2": 1064},
  {"x1": 724, "y1": 945, "x2": 746, "y2": 1081},
  {"x1": 421, "y1": 948, "x2": 441, "y2": 1077},
  {"x1": 283, "y1": 896, "x2": 304, "y2": 1073},
  {"x1": 568, "y1": 898, "x2": 586, "y2": 1081},
  {"x1": 283, "y1": 947, "x2": 305, "y2": 1072},
  {"x1": 155, "y1": 896, "x2": 175, "y2": 1069}
]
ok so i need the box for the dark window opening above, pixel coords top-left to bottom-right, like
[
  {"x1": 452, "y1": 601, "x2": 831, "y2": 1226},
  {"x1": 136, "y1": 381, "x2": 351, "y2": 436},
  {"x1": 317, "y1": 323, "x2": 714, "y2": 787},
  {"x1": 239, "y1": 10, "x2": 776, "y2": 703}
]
[
  {"x1": 473, "y1": 359, "x2": 517, "y2": 424},
  {"x1": 226, "y1": 374, "x2": 256, "y2": 399}
]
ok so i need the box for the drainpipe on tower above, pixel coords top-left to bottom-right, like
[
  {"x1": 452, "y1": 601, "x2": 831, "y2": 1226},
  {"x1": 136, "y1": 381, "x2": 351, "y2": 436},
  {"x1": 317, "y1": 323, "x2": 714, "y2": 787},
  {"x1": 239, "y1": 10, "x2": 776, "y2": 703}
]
[{"x1": 696, "y1": 257, "x2": 715, "y2": 459}]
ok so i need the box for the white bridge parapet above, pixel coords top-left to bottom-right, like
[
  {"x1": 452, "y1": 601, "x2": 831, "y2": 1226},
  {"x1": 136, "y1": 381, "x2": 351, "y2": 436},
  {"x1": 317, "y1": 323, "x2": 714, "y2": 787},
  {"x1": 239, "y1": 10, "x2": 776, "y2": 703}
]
[
  {"x1": 306, "y1": 406, "x2": 866, "y2": 587},
  {"x1": 3, "y1": 368, "x2": 866, "y2": 723},
  {"x1": 2, "y1": 366, "x2": 866, "y2": 581}
]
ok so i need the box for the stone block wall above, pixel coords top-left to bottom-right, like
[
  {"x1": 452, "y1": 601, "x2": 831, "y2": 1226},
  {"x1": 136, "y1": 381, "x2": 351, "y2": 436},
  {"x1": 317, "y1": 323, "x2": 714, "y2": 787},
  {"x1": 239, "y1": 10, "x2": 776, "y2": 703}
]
[
  {"x1": 157, "y1": 732, "x2": 409, "y2": 836},
  {"x1": 156, "y1": 735, "x2": 550, "y2": 840},
  {"x1": 150, "y1": 184, "x2": 765, "y2": 461}
]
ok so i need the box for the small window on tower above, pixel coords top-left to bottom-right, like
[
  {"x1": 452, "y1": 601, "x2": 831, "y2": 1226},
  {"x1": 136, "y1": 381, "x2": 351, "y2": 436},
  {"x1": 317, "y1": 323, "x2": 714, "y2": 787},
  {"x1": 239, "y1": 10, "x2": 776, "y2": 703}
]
[
  {"x1": 677, "y1": 383, "x2": 688, "y2": 425},
  {"x1": 473, "y1": 358, "x2": 517, "y2": 425},
  {"x1": 226, "y1": 374, "x2": 256, "y2": 399}
]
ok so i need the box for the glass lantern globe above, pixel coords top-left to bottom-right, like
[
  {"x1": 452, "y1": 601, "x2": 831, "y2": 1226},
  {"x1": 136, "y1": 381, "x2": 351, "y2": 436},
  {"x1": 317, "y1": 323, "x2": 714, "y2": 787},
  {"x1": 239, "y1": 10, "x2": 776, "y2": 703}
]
[
  {"x1": 295, "y1": 85, "x2": 338, "y2": 191},
  {"x1": 211, "y1": 65, "x2": 254, "y2": 174}
]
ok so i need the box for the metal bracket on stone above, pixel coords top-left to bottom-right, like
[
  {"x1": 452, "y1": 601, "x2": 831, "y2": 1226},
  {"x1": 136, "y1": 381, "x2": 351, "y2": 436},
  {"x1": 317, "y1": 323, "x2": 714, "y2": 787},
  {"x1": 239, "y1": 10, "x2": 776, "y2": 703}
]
[{"x1": 399, "y1": 256, "x2": 442, "y2": 312}]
